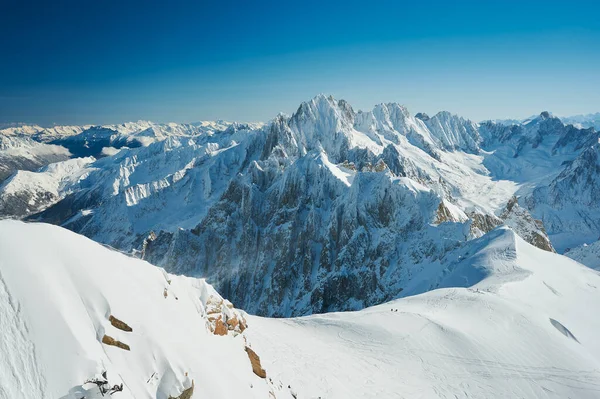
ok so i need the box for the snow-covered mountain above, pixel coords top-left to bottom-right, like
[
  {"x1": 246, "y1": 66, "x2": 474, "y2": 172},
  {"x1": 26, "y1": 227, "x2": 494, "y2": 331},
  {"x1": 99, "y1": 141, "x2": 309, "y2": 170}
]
[
  {"x1": 561, "y1": 112, "x2": 600, "y2": 131},
  {"x1": 2, "y1": 220, "x2": 600, "y2": 398},
  {"x1": 1, "y1": 95, "x2": 598, "y2": 318},
  {"x1": 48, "y1": 120, "x2": 262, "y2": 158},
  {"x1": 0, "y1": 157, "x2": 94, "y2": 217},
  {"x1": 0, "y1": 120, "x2": 264, "y2": 164},
  {"x1": 0, "y1": 135, "x2": 71, "y2": 183},
  {"x1": 0, "y1": 123, "x2": 89, "y2": 142}
]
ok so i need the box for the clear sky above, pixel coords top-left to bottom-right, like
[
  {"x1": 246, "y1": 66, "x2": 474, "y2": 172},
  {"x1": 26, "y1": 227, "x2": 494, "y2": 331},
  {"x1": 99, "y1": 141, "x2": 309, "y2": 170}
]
[{"x1": 1, "y1": 0, "x2": 599, "y2": 125}]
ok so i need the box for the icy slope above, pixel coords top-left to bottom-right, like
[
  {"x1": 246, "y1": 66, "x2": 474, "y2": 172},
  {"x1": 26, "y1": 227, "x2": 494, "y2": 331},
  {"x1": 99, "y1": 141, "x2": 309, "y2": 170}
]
[
  {"x1": 0, "y1": 220, "x2": 289, "y2": 399},
  {"x1": 247, "y1": 227, "x2": 600, "y2": 398}
]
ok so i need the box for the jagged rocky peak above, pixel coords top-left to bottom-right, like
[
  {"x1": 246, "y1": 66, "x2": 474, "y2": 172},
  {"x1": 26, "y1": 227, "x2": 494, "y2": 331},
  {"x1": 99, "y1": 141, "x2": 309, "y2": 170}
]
[
  {"x1": 287, "y1": 94, "x2": 362, "y2": 162},
  {"x1": 540, "y1": 111, "x2": 551, "y2": 119},
  {"x1": 372, "y1": 102, "x2": 416, "y2": 131},
  {"x1": 499, "y1": 196, "x2": 555, "y2": 252},
  {"x1": 423, "y1": 110, "x2": 481, "y2": 153},
  {"x1": 291, "y1": 94, "x2": 355, "y2": 127},
  {"x1": 415, "y1": 112, "x2": 430, "y2": 121}
]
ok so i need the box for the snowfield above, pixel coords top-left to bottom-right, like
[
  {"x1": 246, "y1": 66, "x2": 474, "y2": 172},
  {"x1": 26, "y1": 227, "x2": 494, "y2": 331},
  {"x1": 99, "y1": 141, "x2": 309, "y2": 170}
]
[
  {"x1": 247, "y1": 227, "x2": 600, "y2": 398},
  {"x1": 0, "y1": 220, "x2": 289, "y2": 399},
  {"x1": 2, "y1": 220, "x2": 600, "y2": 398}
]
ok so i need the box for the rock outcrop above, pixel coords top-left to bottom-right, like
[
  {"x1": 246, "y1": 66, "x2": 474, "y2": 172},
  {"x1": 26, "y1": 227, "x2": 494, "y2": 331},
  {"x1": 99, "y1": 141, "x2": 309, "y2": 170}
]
[
  {"x1": 101, "y1": 334, "x2": 130, "y2": 351},
  {"x1": 109, "y1": 315, "x2": 133, "y2": 332},
  {"x1": 245, "y1": 347, "x2": 267, "y2": 378},
  {"x1": 500, "y1": 196, "x2": 555, "y2": 252}
]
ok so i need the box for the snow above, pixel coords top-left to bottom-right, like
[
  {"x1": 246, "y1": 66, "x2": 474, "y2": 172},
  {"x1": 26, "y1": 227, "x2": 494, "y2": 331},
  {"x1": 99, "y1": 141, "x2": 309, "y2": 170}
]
[
  {"x1": 1, "y1": 95, "x2": 599, "y2": 320},
  {"x1": 0, "y1": 157, "x2": 93, "y2": 196},
  {"x1": 247, "y1": 227, "x2": 600, "y2": 398},
  {"x1": 0, "y1": 220, "x2": 289, "y2": 399},
  {"x1": 565, "y1": 240, "x2": 600, "y2": 270},
  {"x1": 319, "y1": 151, "x2": 355, "y2": 187},
  {"x1": 3, "y1": 221, "x2": 600, "y2": 398},
  {"x1": 560, "y1": 112, "x2": 600, "y2": 131},
  {"x1": 0, "y1": 135, "x2": 72, "y2": 182}
]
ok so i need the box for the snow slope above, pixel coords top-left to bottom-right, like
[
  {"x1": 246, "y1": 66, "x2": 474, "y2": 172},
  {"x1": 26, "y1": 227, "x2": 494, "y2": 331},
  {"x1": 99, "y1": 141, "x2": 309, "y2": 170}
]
[
  {"x1": 0, "y1": 220, "x2": 291, "y2": 399},
  {"x1": 3, "y1": 219, "x2": 600, "y2": 399},
  {"x1": 0, "y1": 135, "x2": 71, "y2": 183},
  {"x1": 0, "y1": 157, "x2": 94, "y2": 217},
  {"x1": 247, "y1": 227, "x2": 600, "y2": 398}
]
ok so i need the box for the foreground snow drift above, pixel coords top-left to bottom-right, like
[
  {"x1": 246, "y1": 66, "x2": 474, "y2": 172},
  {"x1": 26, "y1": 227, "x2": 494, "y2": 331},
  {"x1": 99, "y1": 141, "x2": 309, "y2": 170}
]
[
  {"x1": 247, "y1": 228, "x2": 600, "y2": 398},
  {"x1": 0, "y1": 220, "x2": 284, "y2": 399},
  {"x1": 3, "y1": 221, "x2": 600, "y2": 398}
]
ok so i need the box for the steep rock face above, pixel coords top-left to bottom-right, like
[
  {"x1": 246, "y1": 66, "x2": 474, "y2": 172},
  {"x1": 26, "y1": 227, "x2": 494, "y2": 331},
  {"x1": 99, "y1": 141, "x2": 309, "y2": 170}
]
[
  {"x1": 525, "y1": 144, "x2": 600, "y2": 252},
  {"x1": 499, "y1": 196, "x2": 555, "y2": 252},
  {"x1": 423, "y1": 111, "x2": 481, "y2": 153},
  {"x1": 144, "y1": 150, "x2": 467, "y2": 316}
]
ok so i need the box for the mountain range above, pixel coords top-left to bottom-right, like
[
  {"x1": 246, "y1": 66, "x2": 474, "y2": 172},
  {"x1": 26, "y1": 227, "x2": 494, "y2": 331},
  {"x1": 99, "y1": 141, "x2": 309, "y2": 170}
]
[
  {"x1": 2, "y1": 95, "x2": 600, "y2": 398},
  {"x1": 1, "y1": 95, "x2": 599, "y2": 317}
]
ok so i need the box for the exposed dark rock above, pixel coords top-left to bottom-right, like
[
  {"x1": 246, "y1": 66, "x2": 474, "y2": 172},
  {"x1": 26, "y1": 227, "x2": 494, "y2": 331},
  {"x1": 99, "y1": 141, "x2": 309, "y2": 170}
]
[
  {"x1": 102, "y1": 334, "x2": 130, "y2": 351},
  {"x1": 109, "y1": 315, "x2": 133, "y2": 332}
]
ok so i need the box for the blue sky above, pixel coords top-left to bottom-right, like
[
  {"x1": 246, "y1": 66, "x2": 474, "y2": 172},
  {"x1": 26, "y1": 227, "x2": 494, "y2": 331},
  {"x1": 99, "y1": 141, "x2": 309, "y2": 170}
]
[{"x1": 1, "y1": 0, "x2": 599, "y2": 125}]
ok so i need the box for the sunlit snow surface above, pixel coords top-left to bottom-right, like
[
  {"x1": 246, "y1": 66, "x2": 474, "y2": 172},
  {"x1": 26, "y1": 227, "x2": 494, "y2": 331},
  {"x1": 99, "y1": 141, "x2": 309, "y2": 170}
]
[
  {"x1": 247, "y1": 228, "x2": 600, "y2": 398},
  {"x1": 2, "y1": 221, "x2": 600, "y2": 398},
  {"x1": 0, "y1": 220, "x2": 280, "y2": 399}
]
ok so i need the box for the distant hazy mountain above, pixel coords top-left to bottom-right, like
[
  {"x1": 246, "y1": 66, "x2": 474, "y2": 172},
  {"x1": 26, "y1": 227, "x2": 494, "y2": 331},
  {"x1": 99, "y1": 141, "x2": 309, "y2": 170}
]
[{"x1": 560, "y1": 112, "x2": 600, "y2": 131}]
